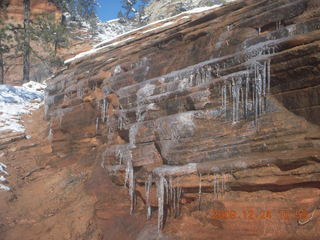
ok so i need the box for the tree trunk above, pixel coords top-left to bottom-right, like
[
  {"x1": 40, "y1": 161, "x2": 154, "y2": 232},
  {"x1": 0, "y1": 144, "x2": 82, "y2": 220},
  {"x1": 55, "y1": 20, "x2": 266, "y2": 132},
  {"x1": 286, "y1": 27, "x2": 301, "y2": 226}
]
[
  {"x1": 54, "y1": 40, "x2": 58, "y2": 57},
  {"x1": 23, "y1": 0, "x2": 30, "y2": 83},
  {"x1": 0, "y1": 52, "x2": 4, "y2": 84},
  {"x1": 0, "y1": 38, "x2": 4, "y2": 84}
]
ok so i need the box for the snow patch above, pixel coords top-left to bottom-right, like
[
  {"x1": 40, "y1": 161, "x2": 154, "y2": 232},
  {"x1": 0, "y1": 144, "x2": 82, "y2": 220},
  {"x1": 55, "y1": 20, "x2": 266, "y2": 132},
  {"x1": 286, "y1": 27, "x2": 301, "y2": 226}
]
[
  {"x1": 0, "y1": 162, "x2": 9, "y2": 191},
  {"x1": 185, "y1": 5, "x2": 222, "y2": 14},
  {"x1": 142, "y1": 21, "x2": 175, "y2": 33}
]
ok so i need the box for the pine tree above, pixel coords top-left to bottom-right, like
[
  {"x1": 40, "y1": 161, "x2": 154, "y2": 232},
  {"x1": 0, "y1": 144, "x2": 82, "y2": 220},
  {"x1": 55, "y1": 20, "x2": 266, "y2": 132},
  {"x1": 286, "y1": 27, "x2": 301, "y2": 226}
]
[
  {"x1": 23, "y1": 0, "x2": 31, "y2": 83},
  {"x1": 119, "y1": 0, "x2": 150, "y2": 24},
  {"x1": 0, "y1": 22, "x2": 12, "y2": 84},
  {"x1": 33, "y1": 13, "x2": 70, "y2": 59}
]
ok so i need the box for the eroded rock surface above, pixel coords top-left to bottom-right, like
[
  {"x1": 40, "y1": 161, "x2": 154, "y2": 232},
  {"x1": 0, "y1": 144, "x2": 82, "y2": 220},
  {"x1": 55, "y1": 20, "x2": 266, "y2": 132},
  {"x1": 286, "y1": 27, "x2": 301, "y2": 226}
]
[{"x1": 43, "y1": 0, "x2": 320, "y2": 239}]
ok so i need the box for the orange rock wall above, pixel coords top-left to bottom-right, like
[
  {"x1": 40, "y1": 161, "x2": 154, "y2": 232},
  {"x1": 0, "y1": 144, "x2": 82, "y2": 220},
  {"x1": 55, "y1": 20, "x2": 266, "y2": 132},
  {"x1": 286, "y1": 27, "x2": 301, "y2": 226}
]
[{"x1": 5, "y1": 0, "x2": 60, "y2": 22}]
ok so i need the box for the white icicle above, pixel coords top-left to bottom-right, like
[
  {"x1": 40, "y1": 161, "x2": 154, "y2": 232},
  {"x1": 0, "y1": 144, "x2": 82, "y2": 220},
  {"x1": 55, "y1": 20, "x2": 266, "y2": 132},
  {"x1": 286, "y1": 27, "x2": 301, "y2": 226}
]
[
  {"x1": 176, "y1": 186, "x2": 182, "y2": 216},
  {"x1": 145, "y1": 173, "x2": 153, "y2": 220},
  {"x1": 157, "y1": 175, "x2": 167, "y2": 232},
  {"x1": 198, "y1": 174, "x2": 202, "y2": 210},
  {"x1": 124, "y1": 150, "x2": 135, "y2": 215},
  {"x1": 95, "y1": 117, "x2": 99, "y2": 134},
  {"x1": 267, "y1": 59, "x2": 271, "y2": 93}
]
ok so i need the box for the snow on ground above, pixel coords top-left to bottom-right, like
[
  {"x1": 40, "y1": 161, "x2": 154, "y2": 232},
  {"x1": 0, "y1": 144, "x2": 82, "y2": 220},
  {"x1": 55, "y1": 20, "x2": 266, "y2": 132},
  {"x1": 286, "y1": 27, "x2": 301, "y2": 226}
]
[
  {"x1": 0, "y1": 81, "x2": 45, "y2": 192},
  {"x1": 64, "y1": 4, "x2": 227, "y2": 64},
  {"x1": 142, "y1": 21, "x2": 175, "y2": 33},
  {"x1": 0, "y1": 162, "x2": 9, "y2": 191},
  {"x1": 95, "y1": 19, "x2": 135, "y2": 42},
  {"x1": 0, "y1": 81, "x2": 46, "y2": 133}
]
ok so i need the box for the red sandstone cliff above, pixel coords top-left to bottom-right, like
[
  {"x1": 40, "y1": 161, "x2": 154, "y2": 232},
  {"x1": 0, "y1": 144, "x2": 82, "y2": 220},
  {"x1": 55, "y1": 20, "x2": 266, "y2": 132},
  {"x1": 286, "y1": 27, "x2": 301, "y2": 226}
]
[
  {"x1": 1, "y1": 0, "x2": 320, "y2": 239},
  {"x1": 4, "y1": 0, "x2": 59, "y2": 21}
]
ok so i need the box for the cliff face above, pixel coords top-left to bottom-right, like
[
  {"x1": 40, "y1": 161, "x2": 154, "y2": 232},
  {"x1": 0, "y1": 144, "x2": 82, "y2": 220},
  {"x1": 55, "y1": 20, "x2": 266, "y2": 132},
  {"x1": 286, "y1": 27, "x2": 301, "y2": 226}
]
[
  {"x1": 45, "y1": 0, "x2": 320, "y2": 239},
  {"x1": 4, "y1": 0, "x2": 59, "y2": 21}
]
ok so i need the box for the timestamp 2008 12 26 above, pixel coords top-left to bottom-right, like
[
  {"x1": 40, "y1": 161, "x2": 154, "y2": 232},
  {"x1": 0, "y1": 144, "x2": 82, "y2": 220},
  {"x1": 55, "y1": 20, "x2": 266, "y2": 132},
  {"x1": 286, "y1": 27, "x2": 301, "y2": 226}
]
[{"x1": 211, "y1": 209, "x2": 311, "y2": 221}]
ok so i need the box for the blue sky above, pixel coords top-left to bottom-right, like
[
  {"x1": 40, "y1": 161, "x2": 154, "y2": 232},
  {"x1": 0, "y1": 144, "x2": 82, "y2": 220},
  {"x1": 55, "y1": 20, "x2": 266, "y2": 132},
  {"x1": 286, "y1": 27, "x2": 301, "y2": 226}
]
[
  {"x1": 96, "y1": 1, "x2": 122, "y2": 21},
  {"x1": 96, "y1": 0, "x2": 147, "y2": 21}
]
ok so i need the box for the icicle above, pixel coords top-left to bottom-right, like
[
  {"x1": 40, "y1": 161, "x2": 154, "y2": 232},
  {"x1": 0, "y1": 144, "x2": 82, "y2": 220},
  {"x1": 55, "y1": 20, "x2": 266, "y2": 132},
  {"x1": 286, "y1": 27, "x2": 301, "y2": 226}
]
[
  {"x1": 176, "y1": 186, "x2": 182, "y2": 216},
  {"x1": 124, "y1": 150, "x2": 135, "y2": 215},
  {"x1": 116, "y1": 149, "x2": 123, "y2": 165},
  {"x1": 145, "y1": 174, "x2": 153, "y2": 220},
  {"x1": 101, "y1": 98, "x2": 108, "y2": 123},
  {"x1": 267, "y1": 59, "x2": 271, "y2": 93},
  {"x1": 129, "y1": 123, "x2": 140, "y2": 147},
  {"x1": 258, "y1": 27, "x2": 261, "y2": 35},
  {"x1": 198, "y1": 174, "x2": 202, "y2": 210},
  {"x1": 213, "y1": 174, "x2": 218, "y2": 199},
  {"x1": 95, "y1": 117, "x2": 99, "y2": 134},
  {"x1": 118, "y1": 106, "x2": 128, "y2": 130},
  {"x1": 172, "y1": 187, "x2": 176, "y2": 217},
  {"x1": 157, "y1": 175, "x2": 167, "y2": 232},
  {"x1": 231, "y1": 77, "x2": 242, "y2": 123},
  {"x1": 232, "y1": 78, "x2": 236, "y2": 123},
  {"x1": 48, "y1": 128, "x2": 53, "y2": 142},
  {"x1": 222, "y1": 174, "x2": 228, "y2": 198},
  {"x1": 245, "y1": 73, "x2": 249, "y2": 117},
  {"x1": 276, "y1": 20, "x2": 281, "y2": 30},
  {"x1": 221, "y1": 82, "x2": 227, "y2": 118}
]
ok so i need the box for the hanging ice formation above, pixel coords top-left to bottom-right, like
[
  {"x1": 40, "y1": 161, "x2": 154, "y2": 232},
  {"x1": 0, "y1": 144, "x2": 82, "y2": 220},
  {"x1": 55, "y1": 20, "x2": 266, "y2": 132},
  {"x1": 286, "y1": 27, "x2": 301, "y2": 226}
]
[
  {"x1": 155, "y1": 174, "x2": 183, "y2": 232},
  {"x1": 101, "y1": 98, "x2": 108, "y2": 123},
  {"x1": 124, "y1": 149, "x2": 136, "y2": 215},
  {"x1": 145, "y1": 174, "x2": 153, "y2": 220},
  {"x1": 220, "y1": 58, "x2": 271, "y2": 123},
  {"x1": 212, "y1": 173, "x2": 228, "y2": 199},
  {"x1": 198, "y1": 173, "x2": 202, "y2": 210}
]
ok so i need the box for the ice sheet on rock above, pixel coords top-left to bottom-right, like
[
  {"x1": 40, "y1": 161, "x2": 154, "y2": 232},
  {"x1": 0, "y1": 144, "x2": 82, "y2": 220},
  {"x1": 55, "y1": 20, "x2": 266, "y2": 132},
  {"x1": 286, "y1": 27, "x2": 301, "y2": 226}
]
[
  {"x1": 136, "y1": 83, "x2": 155, "y2": 122},
  {"x1": 185, "y1": 5, "x2": 222, "y2": 14},
  {"x1": 156, "y1": 112, "x2": 195, "y2": 141},
  {"x1": 153, "y1": 163, "x2": 197, "y2": 178}
]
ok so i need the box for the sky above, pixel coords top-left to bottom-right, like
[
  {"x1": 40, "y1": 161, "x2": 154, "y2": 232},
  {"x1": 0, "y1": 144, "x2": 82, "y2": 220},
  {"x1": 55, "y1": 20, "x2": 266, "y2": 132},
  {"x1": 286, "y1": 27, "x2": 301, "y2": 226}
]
[
  {"x1": 96, "y1": 0, "x2": 147, "y2": 22},
  {"x1": 96, "y1": 1, "x2": 122, "y2": 21}
]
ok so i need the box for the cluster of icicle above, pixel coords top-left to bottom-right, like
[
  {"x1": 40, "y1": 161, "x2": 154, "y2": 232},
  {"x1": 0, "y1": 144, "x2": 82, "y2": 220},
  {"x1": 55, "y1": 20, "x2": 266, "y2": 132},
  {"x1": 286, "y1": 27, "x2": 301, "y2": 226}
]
[
  {"x1": 96, "y1": 32, "x2": 274, "y2": 234},
  {"x1": 145, "y1": 173, "x2": 183, "y2": 232},
  {"x1": 96, "y1": 98, "x2": 109, "y2": 134},
  {"x1": 221, "y1": 59, "x2": 271, "y2": 123},
  {"x1": 198, "y1": 173, "x2": 228, "y2": 209}
]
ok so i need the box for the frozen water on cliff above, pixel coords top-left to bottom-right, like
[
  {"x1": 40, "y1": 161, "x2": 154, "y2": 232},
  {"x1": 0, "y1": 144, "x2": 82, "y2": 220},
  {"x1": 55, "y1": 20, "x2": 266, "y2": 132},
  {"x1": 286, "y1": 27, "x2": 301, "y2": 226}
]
[
  {"x1": 145, "y1": 173, "x2": 153, "y2": 220},
  {"x1": 124, "y1": 149, "x2": 136, "y2": 215},
  {"x1": 153, "y1": 163, "x2": 197, "y2": 231}
]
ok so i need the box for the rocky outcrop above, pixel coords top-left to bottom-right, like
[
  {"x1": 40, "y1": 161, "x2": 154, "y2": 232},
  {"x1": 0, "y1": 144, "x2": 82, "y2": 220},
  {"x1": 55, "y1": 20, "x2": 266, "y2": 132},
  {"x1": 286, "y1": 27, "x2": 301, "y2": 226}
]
[{"x1": 45, "y1": 0, "x2": 320, "y2": 239}]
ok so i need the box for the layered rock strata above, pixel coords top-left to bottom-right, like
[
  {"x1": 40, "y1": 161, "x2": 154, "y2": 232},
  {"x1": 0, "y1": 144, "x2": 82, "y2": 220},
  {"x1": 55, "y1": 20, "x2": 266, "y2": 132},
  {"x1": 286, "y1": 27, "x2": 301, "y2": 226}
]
[{"x1": 46, "y1": 0, "x2": 320, "y2": 238}]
